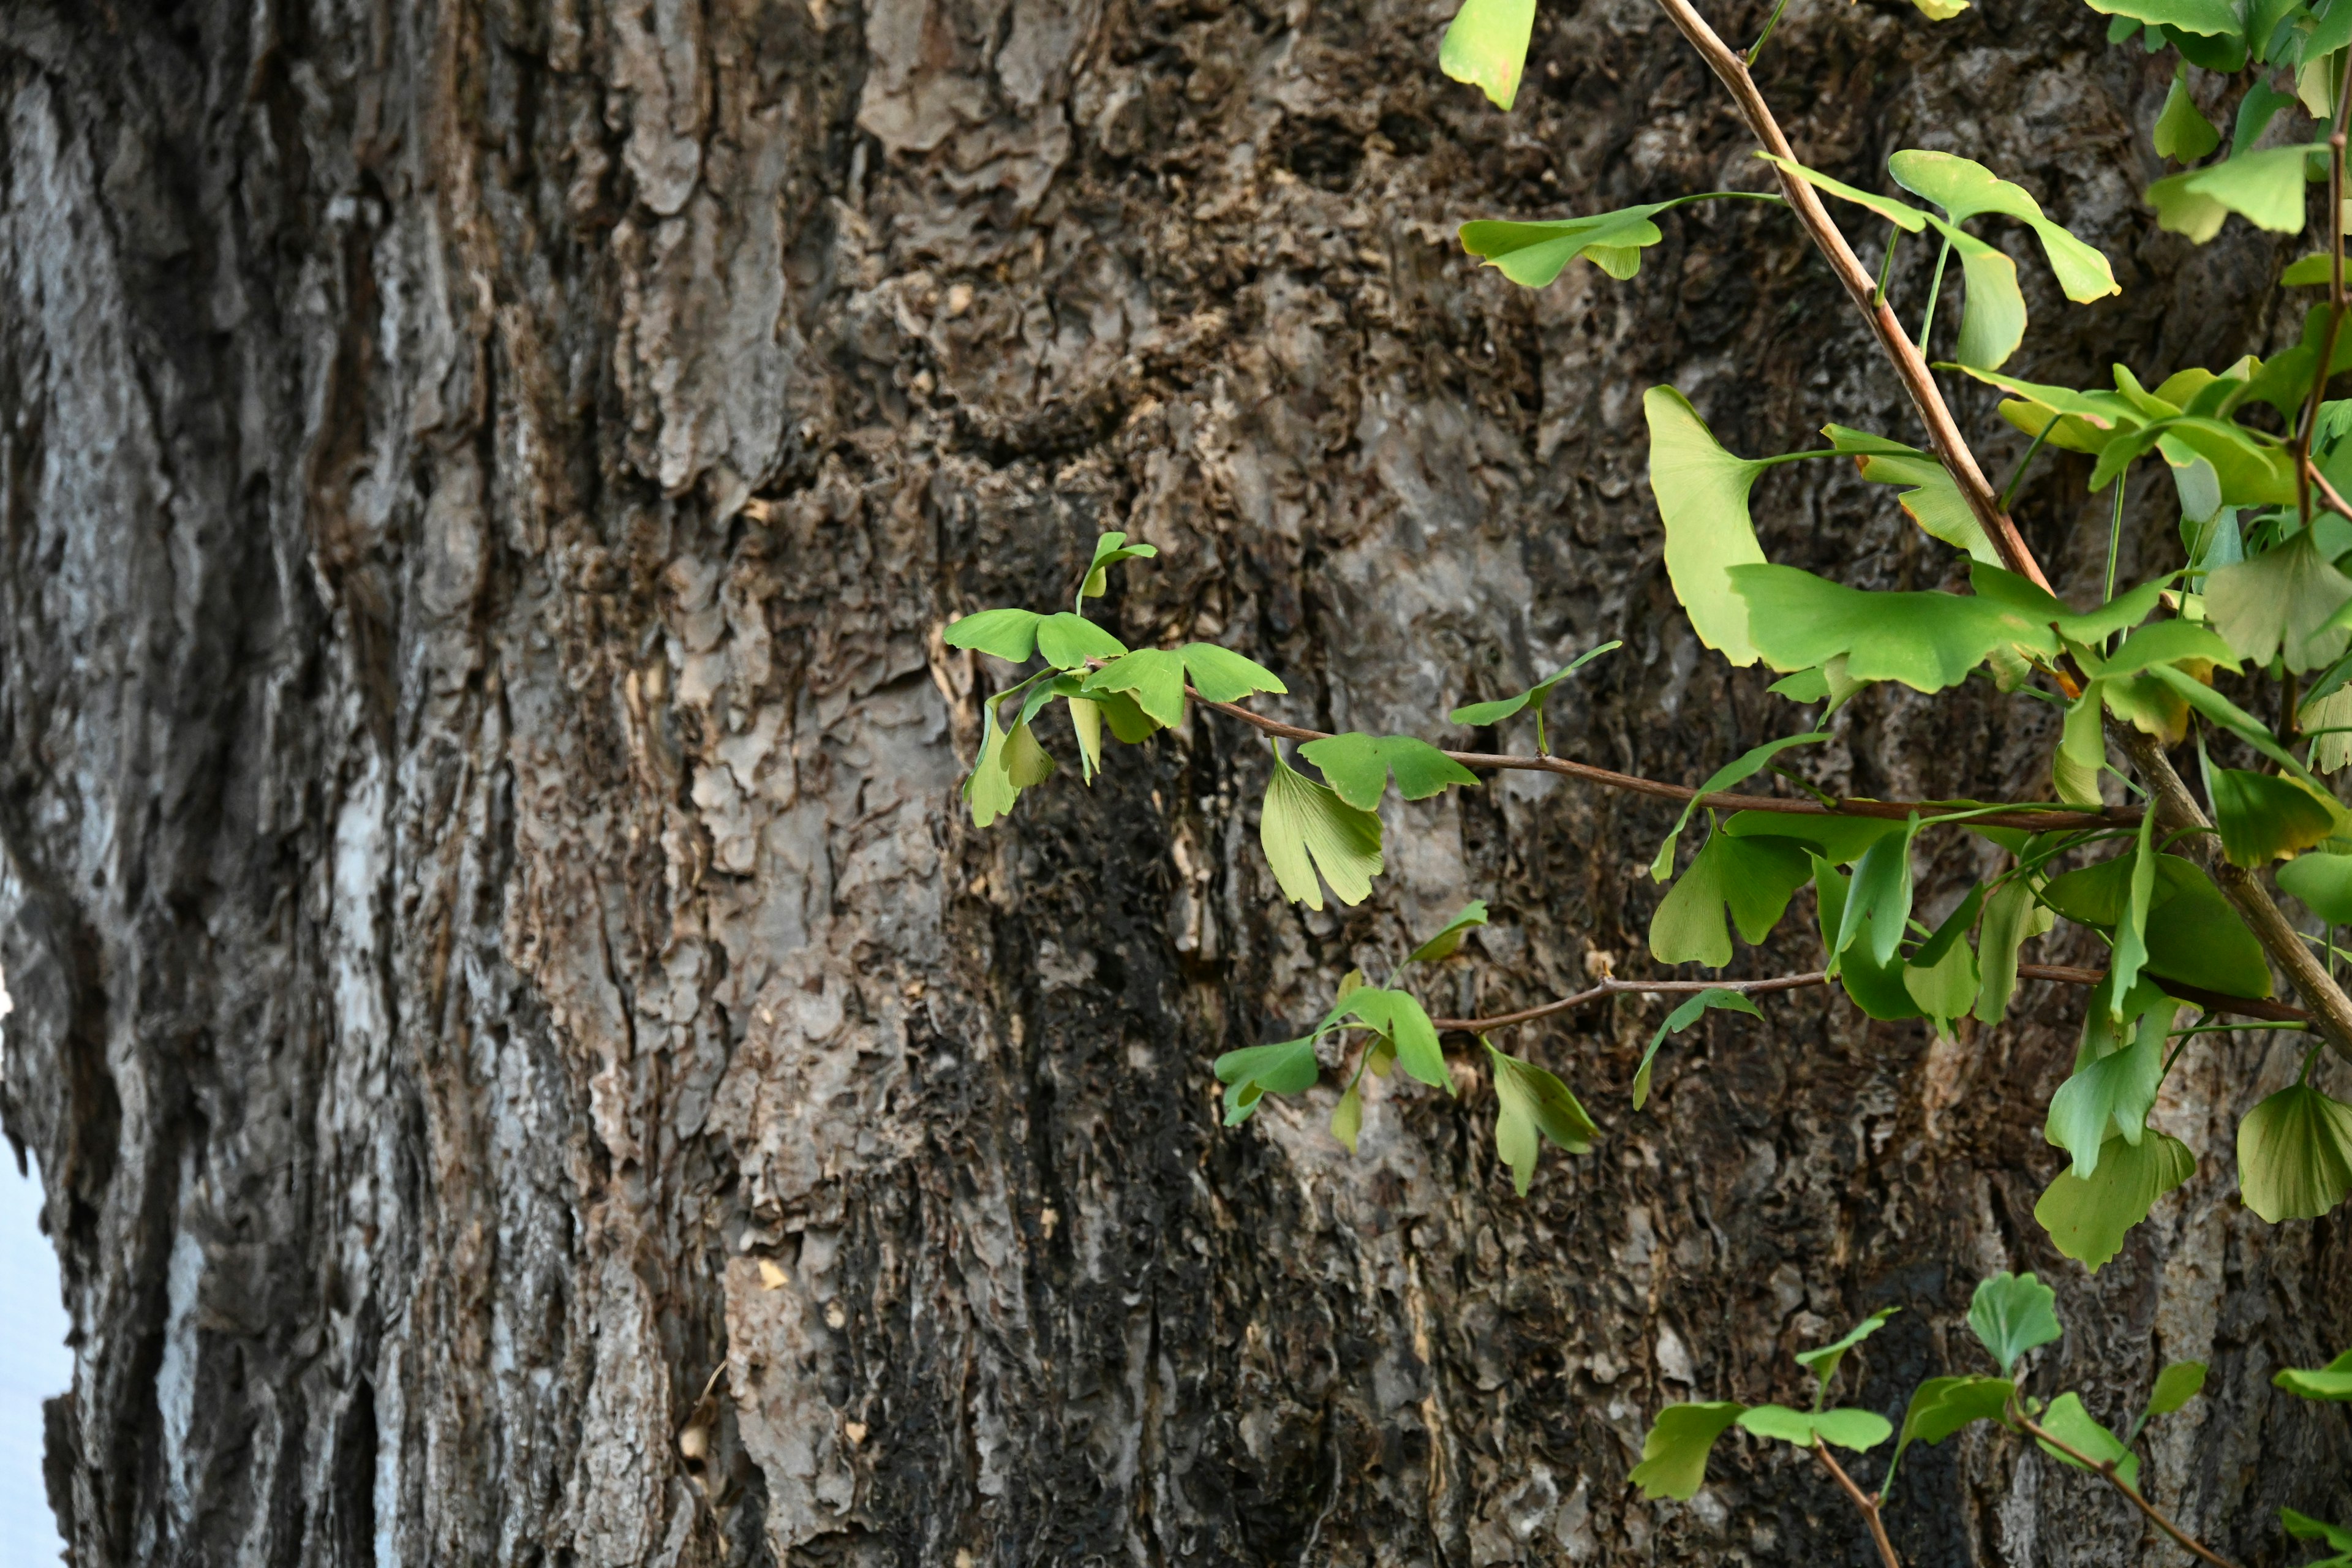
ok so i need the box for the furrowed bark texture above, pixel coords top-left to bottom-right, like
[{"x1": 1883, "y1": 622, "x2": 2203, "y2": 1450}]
[{"x1": 0, "y1": 0, "x2": 2347, "y2": 1564}]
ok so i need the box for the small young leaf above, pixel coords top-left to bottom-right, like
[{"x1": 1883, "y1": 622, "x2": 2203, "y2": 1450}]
[
  {"x1": 1646, "y1": 386, "x2": 1772, "y2": 666},
  {"x1": 1968, "y1": 1272, "x2": 2061, "y2": 1376},
  {"x1": 2035, "y1": 1129, "x2": 2196, "y2": 1270},
  {"x1": 1627, "y1": 1403, "x2": 1747, "y2": 1501},
  {"x1": 2145, "y1": 1360, "x2": 2207, "y2": 1417},
  {"x1": 1330, "y1": 1080, "x2": 1363, "y2": 1153},
  {"x1": 1460, "y1": 206, "x2": 1670, "y2": 286},
  {"x1": 1974, "y1": 876, "x2": 2056, "y2": 1023},
  {"x1": 1438, "y1": 0, "x2": 1536, "y2": 110},
  {"x1": 963, "y1": 707, "x2": 1023, "y2": 826},
  {"x1": 1837, "y1": 815, "x2": 1919, "y2": 968},
  {"x1": 1080, "y1": 530, "x2": 1158, "y2": 600},
  {"x1": 2035, "y1": 1393, "x2": 2141, "y2": 1488},
  {"x1": 2154, "y1": 69, "x2": 2222, "y2": 160},
  {"x1": 944, "y1": 606, "x2": 1046, "y2": 662},
  {"x1": 1795, "y1": 1308, "x2": 1900, "y2": 1403},
  {"x1": 1181, "y1": 642, "x2": 1288, "y2": 703},
  {"x1": 1486, "y1": 1040, "x2": 1598, "y2": 1194},
  {"x1": 1632, "y1": 988, "x2": 1763, "y2": 1110},
  {"x1": 2237, "y1": 1083, "x2": 2352, "y2": 1221},
  {"x1": 1446, "y1": 641, "x2": 1621, "y2": 728},
  {"x1": 1887, "y1": 1375, "x2": 2013, "y2": 1494},
  {"x1": 1212, "y1": 1037, "x2": 1320, "y2": 1125},
  {"x1": 1735, "y1": 1404, "x2": 1895, "y2": 1450},
  {"x1": 1300, "y1": 733, "x2": 1481, "y2": 809},
  {"x1": 1068, "y1": 695, "x2": 1106, "y2": 780},
  {"x1": 1407, "y1": 900, "x2": 1491, "y2": 965},
  {"x1": 2273, "y1": 1348, "x2": 2352, "y2": 1401},
  {"x1": 1341, "y1": 987, "x2": 1450, "y2": 1090},
  {"x1": 1002, "y1": 720, "x2": 1055, "y2": 788},
  {"x1": 1823, "y1": 425, "x2": 1997, "y2": 561},
  {"x1": 2278, "y1": 850, "x2": 2352, "y2": 922},
  {"x1": 1259, "y1": 750, "x2": 1385, "y2": 910}
]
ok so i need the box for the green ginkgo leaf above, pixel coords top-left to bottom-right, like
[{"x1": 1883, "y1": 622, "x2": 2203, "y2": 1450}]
[
  {"x1": 2045, "y1": 986, "x2": 2171, "y2": 1177},
  {"x1": 1486, "y1": 1040, "x2": 1598, "y2": 1194},
  {"x1": 1886, "y1": 1376, "x2": 2013, "y2": 1498},
  {"x1": 1083, "y1": 647, "x2": 1188, "y2": 725},
  {"x1": 1330, "y1": 1080, "x2": 1363, "y2": 1152},
  {"x1": 1632, "y1": 987, "x2": 1763, "y2": 1109},
  {"x1": 1969, "y1": 1271, "x2": 2062, "y2": 1375},
  {"x1": 1627, "y1": 1403, "x2": 1746, "y2": 1500},
  {"x1": 1212, "y1": 1036, "x2": 1321, "y2": 1125},
  {"x1": 1300, "y1": 733, "x2": 1482, "y2": 809},
  {"x1": 1795, "y1": 1308, "x2": 1900, "y2": 1402},
  {"x1": 1889, "y1": 149, "x2": 2123, "y2": 303},
  {"x1": 1823, "y1": 425, "x2": 1996, "y2": 560},
  {"x1": 1728, "y1": 565, "x2": 2056, "y2": 692},
  {"x1": 1406, "y1": 900, "x2": 1491, "y2": 964},
  {"x1": 944, "y1": 606, "x2": 1046, "y2": 662},
  {"x1": 1035, "y1": 611, "x2": 1127, "y2": 669},
  {"x1": 1648, "y1": 732, "x2": 1828, "y2": 881},
  {"x1": 1974, "y1": 876, "x2": 2056, "y2": 1023},
  {"x1": 1835, "y1": 815, "x2": 1919, "y2": 968},
  {"x1": 2035, "y1": 1129, "x2": 2195, "y2": 1269},
  {"x1": 1904, "y1": 925, "x2": 1980, "y2": 1033},
  {"x1": 2207, "y1": 766, "x2": 2340, "y2": 865},
  {"x1": 1649, "y1": 830, "x2": 1815, "y2": 967},
  {"x1": 1342, "y1": 987, "x2": 1451, "y2": 1089},
  {"x1": 1447, "y1": 641, "x2": 1621, "y2": 728},
  {"x1": 1646, "y1": 387, "x2": 1772, "y2": 666},
  {"x1": 2155, "y1": 69, "x2": 2223, "y2": 159},
  {"x1": 1460, "y1": 206, "x2": 1670, "y2": 285},
  {"x1": 2084, "y1": 0, "x2": 2241, "y2": 36},
  {"x1": 1812, "y1": 854, "x2": 1929, "y2": 1020},
  {"x1": 1933, "y1": 219, "x2": 2029, "y2": 369},
  {"x1": 964, "y1": 707, "x2": 1023, "y2": 826},
  {"x1": 1758, "y1": 154, "x2": 1931, "y2": 232},
  {"x1": 2238, "y1": 1083, "x2": 2352, "y2": 1221},
  {"x1": 1735, "y1": 1405, "x2": 1895, "y2": 1451},
  {"x1": 2035, "y1": 1393, "x2": 2141, "y2": 1488},
  {"x1": 2148, "y1": 145, "x2": 2323, "y2": 241},
  {"x1": 2274, "y1": 1348, "x2": 2352, "y2": 1400},
  {"x1": 2278, "y1": 851, "x2": 2352, "y2": 922},
  {"x1": 1180, "y1": 642, "x2": 1289, "y2": 702},
  {"x1": 1439, "y1": 0, "x2": 1536, "y2": 110},
  {"x1": 2145, "y1": 1360, "x2": 2208, "y2": 1418},
  {"x1": 1259, "y1": 750, "x2": 1385, "y2": 910},
  {"x1": 2279, "y1": 1505, "x2": 2352, "y2": 1565},
  {"x1": 2204, "y1": 533, "x2": 2352, "y2": 673},
  {"x1": 1080, "y1": 530, "x2": 1159, "y2": 599}
]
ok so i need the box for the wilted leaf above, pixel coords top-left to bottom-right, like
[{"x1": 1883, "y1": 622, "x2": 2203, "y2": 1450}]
[
  {"x1": 1969, "y1": 1271, "x2": 2061, "y2": 1375},
  {"x1": 2238, "y1": 1083, "x2": 2352, "y2": 1221},
  {"x1": 1487, "y1": 1040, "x2": 1599, "y2": 1194},
  {"x1": 1259, "y1": 750, "x2": 1384, "y2": 910},
  {"x1": 1628, "y1": 1403, "x2": 1745, "y2": 1501}
]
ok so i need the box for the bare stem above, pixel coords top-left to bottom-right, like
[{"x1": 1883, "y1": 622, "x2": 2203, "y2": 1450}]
[
  {"x1": 2013, "y1": 1411, "x2": 2243, "y2": 1568},
  {"x1": 1814, "y1": 1442, "x2": 1904, "y2": 1568}
]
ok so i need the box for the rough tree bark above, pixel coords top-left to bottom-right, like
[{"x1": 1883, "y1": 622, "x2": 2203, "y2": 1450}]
[{"x1": 0, "y1": 0, "x2": 2345, "y2": 1564}]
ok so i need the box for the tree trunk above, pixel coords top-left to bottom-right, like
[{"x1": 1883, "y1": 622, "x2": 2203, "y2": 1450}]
[{"x1": 0, "y1": 0, "x2": 2345, "y2": 1564}]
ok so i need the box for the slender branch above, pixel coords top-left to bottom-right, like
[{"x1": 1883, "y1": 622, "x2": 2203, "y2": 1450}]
[
  {"x1": 2012, "y1": 1411, "x2": 2242, "y2": 1568},
  {"x1": 1813, "y1": 1442, "x2": 1904, "y2": 1568},
  {"x1": 1643, "y1": 0, "x2": 2052, "y2": 592},
  {"x1": 2013, "y1": 963, "x2": 2314, "y2": 1025},
  {"x1": 2306, "y1": 453, "x2": 2352, "y2": 522},
  {"x1": 1190, "y1": 693, "x2": 2134, "y2": 832},
  {"x1": 2296, "y1": 48, "x2": 2352, "y2": 523}
]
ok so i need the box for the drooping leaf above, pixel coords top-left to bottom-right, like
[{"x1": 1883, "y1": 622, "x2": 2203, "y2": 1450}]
[
  {"x1": 1969, "y1": 1271, "x2": 2062, "y2": 1375},
  {"x1": 2045, "y1": 983, "x2": 2173, "y2": 1177},
  {"x1": 1888, "y1": 1376, "x2": 2014, "y2": 1494},
  {"x1": 1460, "y1": 206, "x2": 1673, "y2": 285},
  {"x1": 1904, "y1": 925, "x2": 1981, "y2": 1033},
  {"x1": 1813, "y1": 854, "x2": 1930, "y2": 1020},
  {"x1": 1407, "y1": 900, "x2": 1491, "y2": 965},
  {"x1": 2205, "y1": 533, "x2": 2352, "y2": 673},
  {"x1": 2209, "y1": 766, "x2": 2341, "y2": 865},
  {"x1": 2274, "y1": 1348, "x2": 2352, "y2": 1400},
  {"x1": 2280, "y1": 1506, "x2": 2352, "y2": 1563},
  {"x1": 2041, "y1": 850, "x2": 2275, "y2": 998},
  {"x1": 2237, "y1": 1083, "x2": 2352, "y2": 1221},
  {"x1": 1300, "y1": 733, "x2": 1482, "y2": 809},
  {"x1": 1725, "y1": 810, "x2": 1909, "y2": 865},
  {"x1": 1735, "y1": 1404, "x2": 1895, "y2": 1450},
  {"x1": 1646, "y1": 388, "x2": 1772, "y2": 666},
  {"x1": 1343, "y1": 987, "x2": 1450, "y2": 1090},
  {"x1": 1439, "y1": 0, "x2": 1536, "y2": 110},
  {"x1": 1649, "y1": 732, "x2": 1830, "y2": 881},
  {"x1": 944, "y1": 606, "x2": 1047, "y2": 662},
  {"x1": 1836, "y1": 815, "x2": 1920, "y2": 968},
  {"x1": 1975, "y1": 876, "x2": 2057, "y2": 1023},
  {"x1": 1068, "y1": 692, "x2": 1106, "y2": 779},
  {"x1": 1213, "y1": 1037, "x2": 1320, "y2": 1125},
  {"x1": 1649, "y1": 830, "x2": 1815, "y2": 967},
  {"x1": 1890, "y1": 149, "x2": 2122, "y2": 304},
  {"x1": 2035, "y1": 1393, "x2": 2142, "y2": 1488},
  {"x1": 2084, "y1": 0, "x2": 2242, "y2": 38},
  {"x1": 1823, "y1": 425, "x2": 1997, "y2": 560},
  {"x1": 1796, "y1": 1308, "x2": 1901, "y2": 1403},
  {"x1": 2278, "y1": 850, "x2": 2352, "y2": 922},
  {"x1": 1259, "y1": 750, "x2": 1385, "y2": 910},
  {"x1": 1929, "y1": 217, "x2": 2029, "y2": 370},
  {"x1": 964, "y1": 706, "x2": 1023, "y2": 826},
  {"x1": 2035, "y1": 1129, "x2": 2196, "y2": 1270},
  {"x1": 1487, "y1": 1039, "x2": 1599, "y2": 1193},
  {"x1": 2145, "y1": 1360, "x2": 2208, "y2": 1418},
  {"x1": 1632, "y1": 987, "x2": 1763, "y2": 1109},
  {"x1": 1447, "y1": 641, "x2": 1621, "y2": 726},
  {"x1": 1330, "y1": 1079, "x2": 1363, "y2": 1152},
  {"x1": 1628, "y1": 1403, "x2": 1746, "y2": 1501},
  {"x1": 2147, "y1": 144, "x2": 2324, "y2": 241},
  {"x1": 2109, "y1": 808, "x2": 2160, "y2": 1008},
  {"x1": 1728, "y1": 565, "x2": 2056, "y2": 692},
  {"x1": 1002, "y1": 720, "x2": 1055, "y2": 788},
  {"x1": 2155, "y1": 70, "x2": 2223, "y2": 159}
]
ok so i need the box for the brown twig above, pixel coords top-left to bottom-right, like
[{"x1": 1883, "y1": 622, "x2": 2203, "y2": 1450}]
[
  {"x1": 1813, "y1": 1442, "x2": 1905, "y2": 1568},
  {"x1": 1191, "y1": 693, "x2": 2134, "y2": 834},
  {"x1": 2014, "y1": 1409, "x2": 2243, "y2": 1568},
  {"x1": 1427, "y1": 963, "x2": 2309, "y2": 1036}
]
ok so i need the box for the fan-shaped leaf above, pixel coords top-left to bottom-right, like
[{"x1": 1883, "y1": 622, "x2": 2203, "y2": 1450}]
[
  {"x1": 1893, "y1": 149, "x2": 2121, "y2": 306},
  {"x1": 1890, "y1": 1376, "x2": 2013, "y2": 1493},
  {"x1": 2274, "y1": 1349, "x2": 2352, "y2": 1400},
  {"x1": 2146, "y1": 1360, "x2": 2208, "y2": 1417},
  {"x1": 2206, "y1": 533, "x2": 2352, "y2": 673},
  {"x1": 1080, "y1": 530, "x2": 1159, "y2": 599},
  {"x1": 945, "y1": 606, "x2": 1046, "y2": 662},
  {"x1": 1487, "y1": 1041, "x2": 1598, "y2": 1193},
  {"x1": 1823, "y1": 425, "x2": 1997, "y2": 560},
  {"x1": 1975, "y1": 876, "x2": 2056, "y2": 1023},
  {"x1": 1300, "y1": 733, "x2": 1481, "y2": 809},
  {"x1": 1181, "y1": 642, "x2": 1287, "y2": 703},
  {"x1": 2238, "y1": 1083, "x2": 2352, "y2": 1221},
  {"x1": 1343, "y1": 987, "x2": 1450, "y2": 1090},
  {"x1": 1969, "y1": 1272, "x2": 2061, "y2": 1375},
  {"x1": 1212, "y1": 1037, "x2": 1320, "y2": 1125},
  {"x1": 1460, "y1": 206, "x2": 1669, "y2": 285},
  {"x1": 1729, "y1": 565, "x2": 2055, "y2": 692},
  {"x1": 2208, "y1": 766, "x2": 2340, "y2": 865},
  {"x1": 1796, "y1": 1308, "x2": 1900, "y2": 1401},
  {"x1": 2036, "y1": 1393, "x2": 2141, "y2": 1487},
  {"x1": 1439, "y1": 0, "x2": 1536, "y2": 110},
  {"x1": 1259, "y1": 750, "x2": 1385, "y2": 910},
  {"x1": 1632, "y1": 987, "x2": 1763, "y2": 1109},
  {"x1": 2086, "y1": 0, "x2": 2242, "y2": 39},
  {"x1": 2036, "y1": 1129, "x2": 2195, "y2": 1269},
  {"x1": 1082, "y1": 647, "x2": 1188, "y2": 725},
  {"x1": 2278, "y1": 851, "x2": 2352, "y2": 922},
  {"x1": 2148, "y1": 145, "x2": 2323, "y2": 241},
  {"x1": 1629, "y1": 1403, "x2": 1746, "y2": 1500},
  {"x1": 1036, "y1": 611, "x2": 1128, "y2": 669},
  {"x1": 1649, "y1": 733, "x2": 1829, "y2": 881},
  {"x1": 1646, "y1": 388, "x2": 1771, "y2": 665},
  {"x1": 2155, "y1": 70, "x2": 2223, "y2": 159},
  {"x1": 1736, "y1": 1405, "x2": 1894, "y2": 1450},
  {"x1": 1407, "y1": 900, "x2": 1491, "y2": 965},
  {"x1": 1449, "y1": 641, "x2": 1620, "y2": 727},
  {"x1": 1649, "y1": 831, "x2": 1815, "y2": 967}
]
